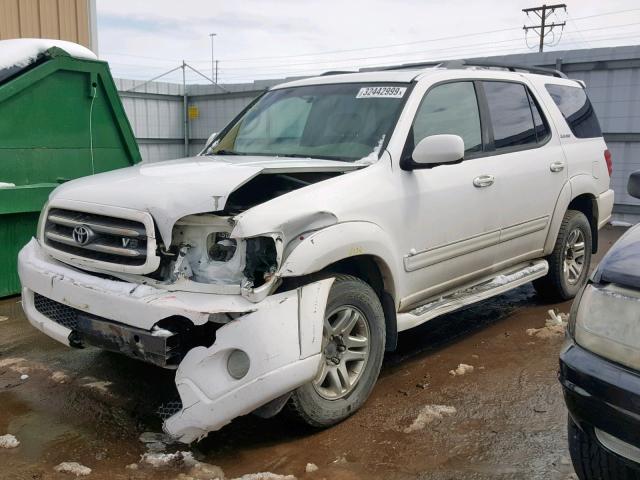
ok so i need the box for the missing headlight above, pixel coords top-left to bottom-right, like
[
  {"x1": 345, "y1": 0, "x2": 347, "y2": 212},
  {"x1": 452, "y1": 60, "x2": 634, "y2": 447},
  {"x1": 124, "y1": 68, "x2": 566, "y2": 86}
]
[
  {"x1": 207, "y1": 232, "x2": 237, "y2": 262},
  {"x1": 244, "y1": 237, "x2": 277, "y2": 287}
]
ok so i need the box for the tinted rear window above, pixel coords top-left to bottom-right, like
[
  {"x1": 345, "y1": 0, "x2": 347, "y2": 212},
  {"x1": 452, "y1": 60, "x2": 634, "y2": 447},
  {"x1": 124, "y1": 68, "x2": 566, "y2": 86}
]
[{"x1": 545, "y1": 84, "x2": 602, "y2": 138}]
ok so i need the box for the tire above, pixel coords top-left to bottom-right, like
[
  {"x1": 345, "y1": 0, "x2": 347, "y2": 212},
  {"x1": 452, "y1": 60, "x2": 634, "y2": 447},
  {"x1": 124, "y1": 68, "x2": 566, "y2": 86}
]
[
  {"x1": 568, "y1": 416, "x2": 640, "y2": 480},
  {"x1": 287, "y1": 274, "x2": 386, "y2": 428},
  {"x1": 534, "y1": 210, "x2": 592, "y2": 301}
]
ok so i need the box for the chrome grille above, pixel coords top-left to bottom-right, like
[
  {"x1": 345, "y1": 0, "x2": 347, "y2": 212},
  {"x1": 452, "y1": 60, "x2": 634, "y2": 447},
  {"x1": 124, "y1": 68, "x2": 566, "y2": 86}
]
[
  {"x1": 44, "y1": 208, "x2": 148, "y2": 266},
  {"x1": 33, "y1": 293, "x2": 78, "y2": 330}
]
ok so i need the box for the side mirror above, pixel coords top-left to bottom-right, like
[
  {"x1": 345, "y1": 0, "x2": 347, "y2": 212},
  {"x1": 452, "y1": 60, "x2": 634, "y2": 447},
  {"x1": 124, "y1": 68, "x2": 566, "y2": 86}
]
[
  {"x1": 628, "y1": 171, "x2": 640, "y2": 199},
  {"x1": 206, "y1": 132, "x2": 219, "y2": 146},
  {"x1": 410, "y1": 134, "x2": 464, "y2": 168},
  {"x1": 200, "y1": 132, "x2": 219, "y2": 155}
]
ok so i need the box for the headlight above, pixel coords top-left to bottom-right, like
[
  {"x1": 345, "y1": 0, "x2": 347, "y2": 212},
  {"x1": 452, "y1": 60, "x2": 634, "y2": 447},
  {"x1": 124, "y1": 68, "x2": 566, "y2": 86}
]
[{"x1": 574, "y1": 283, "x2": 640, "y2": 370}]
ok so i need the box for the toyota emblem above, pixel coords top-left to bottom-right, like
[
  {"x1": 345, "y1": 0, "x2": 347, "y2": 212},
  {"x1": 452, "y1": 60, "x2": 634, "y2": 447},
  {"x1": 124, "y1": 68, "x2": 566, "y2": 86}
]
[{"x1": 72, "y1": 225, "x2": 93, "y2": 245}]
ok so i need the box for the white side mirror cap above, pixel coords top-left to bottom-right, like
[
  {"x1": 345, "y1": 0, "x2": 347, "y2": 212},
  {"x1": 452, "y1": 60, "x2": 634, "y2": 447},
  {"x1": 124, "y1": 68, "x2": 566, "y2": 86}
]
[
  {"x1": 206, "y1": 132, "x2": 219, "y2": 145},
  {"x1": 200, "y1": 132, "x2": 219, "y2": 155},
  {"x1": 412, "y1": 134, "x2": 464, "y2": 166}
]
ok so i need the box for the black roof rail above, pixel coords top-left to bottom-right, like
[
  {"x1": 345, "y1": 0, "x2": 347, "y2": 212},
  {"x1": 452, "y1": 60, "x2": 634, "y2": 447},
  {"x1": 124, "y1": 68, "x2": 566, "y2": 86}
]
[
  {"x1": 376, "y1": 61, "x2": 441, "y2": 71},
  {"x1": 439, "y1": 59, "x2": 568, "y2": 78}
]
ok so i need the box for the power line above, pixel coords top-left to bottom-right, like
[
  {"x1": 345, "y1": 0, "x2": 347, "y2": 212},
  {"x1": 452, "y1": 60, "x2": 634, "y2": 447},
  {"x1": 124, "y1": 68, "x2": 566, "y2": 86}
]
[
  {"x1": 214, "y1": 31, "x2": 640, "y2": 82},
  {"x1": 111, "y1": 29, "x2": 640, "y2": 83},
  {"x1": 101, "y1": 6, "x2": 640, "y2": 68}
]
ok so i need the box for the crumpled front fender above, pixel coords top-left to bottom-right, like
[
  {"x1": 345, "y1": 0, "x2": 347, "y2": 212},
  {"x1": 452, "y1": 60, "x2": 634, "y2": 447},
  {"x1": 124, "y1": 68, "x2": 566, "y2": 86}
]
[{"x1": 164, "y1": 278, "x2": 333, "y2": 443}]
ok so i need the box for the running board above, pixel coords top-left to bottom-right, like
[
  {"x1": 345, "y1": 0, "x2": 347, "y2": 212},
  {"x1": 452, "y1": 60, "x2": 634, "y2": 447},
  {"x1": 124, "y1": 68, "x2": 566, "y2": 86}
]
[{"x1": 396, "y1": 260, "x2": 548, "y2": 332}]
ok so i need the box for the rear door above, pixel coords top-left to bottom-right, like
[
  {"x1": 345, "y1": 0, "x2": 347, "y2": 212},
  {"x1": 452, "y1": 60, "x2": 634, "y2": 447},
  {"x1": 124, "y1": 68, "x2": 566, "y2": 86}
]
[{"x1": 480, "y1": 80, "x2": 567, "y2": 266}]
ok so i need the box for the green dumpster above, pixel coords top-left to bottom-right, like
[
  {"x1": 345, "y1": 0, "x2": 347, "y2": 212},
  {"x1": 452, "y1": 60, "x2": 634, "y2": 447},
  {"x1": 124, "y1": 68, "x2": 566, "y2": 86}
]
[{"x1": 0, "y1": 40, "x2": 141, "y2": 297}]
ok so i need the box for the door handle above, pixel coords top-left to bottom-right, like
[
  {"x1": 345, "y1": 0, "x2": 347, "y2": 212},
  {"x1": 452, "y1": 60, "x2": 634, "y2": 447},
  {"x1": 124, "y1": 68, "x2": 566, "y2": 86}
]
[
  {"x1": 550, "y1": 161, "x2": 565, "y2": 173},
  {"x1": 473, "y1": 175, "x2": 494, "y2": 188}
]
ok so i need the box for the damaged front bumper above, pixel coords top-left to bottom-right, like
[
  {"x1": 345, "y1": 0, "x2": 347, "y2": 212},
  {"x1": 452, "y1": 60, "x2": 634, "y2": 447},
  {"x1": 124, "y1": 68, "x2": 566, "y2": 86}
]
[{"x1": 18, "y1": 239, "x2": 331, "y2": 443}]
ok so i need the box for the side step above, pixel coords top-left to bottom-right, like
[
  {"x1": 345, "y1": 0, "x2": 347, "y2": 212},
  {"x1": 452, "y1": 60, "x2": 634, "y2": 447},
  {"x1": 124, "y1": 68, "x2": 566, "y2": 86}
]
[{"x1": 396, "y1": 260, "x2": 548, "y2": 332}]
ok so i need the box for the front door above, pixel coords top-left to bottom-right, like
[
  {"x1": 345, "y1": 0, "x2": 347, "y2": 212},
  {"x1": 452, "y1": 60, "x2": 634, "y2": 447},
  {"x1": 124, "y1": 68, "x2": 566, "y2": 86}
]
[{"x1": 396, "y1": 80, "x2": 503, "y2": 310}]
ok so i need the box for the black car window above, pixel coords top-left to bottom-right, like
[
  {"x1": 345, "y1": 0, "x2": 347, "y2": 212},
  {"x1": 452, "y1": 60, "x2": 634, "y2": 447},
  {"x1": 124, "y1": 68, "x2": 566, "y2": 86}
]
[
  {"x1": 545, "y1": 84, "x2": 602, "y2": 139},
  {"x1": 411, "y1": 81, "x2": 482, "y2": 154},
  {"x1": 527, "y1": 90, "x2": 551, "y2": 143},
  {"x1": 483, "y1": 81, "x2": 537, "y2": 149}
]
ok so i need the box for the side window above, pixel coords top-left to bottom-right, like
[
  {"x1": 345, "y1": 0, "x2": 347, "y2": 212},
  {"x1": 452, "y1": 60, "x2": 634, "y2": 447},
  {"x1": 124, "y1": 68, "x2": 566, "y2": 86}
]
[
  {"x1": 411, "y1": 82, "x2": 482, "y2": 154},
  {"x1": 528, "y1": 90, "x2": 551, "y2": 143},
  {"x1": 483, "y1": 81, "x2": 537, "y2": 149},
  {"x1": 545, "y1": 84, "x2": 602, "y2": 138}
]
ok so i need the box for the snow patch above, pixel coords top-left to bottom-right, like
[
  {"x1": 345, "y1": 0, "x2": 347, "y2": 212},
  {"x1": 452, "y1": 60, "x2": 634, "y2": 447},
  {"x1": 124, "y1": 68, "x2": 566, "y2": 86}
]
[
  {"x1": 0, "y1": 315, "x2": 8, "y2": 321},
  {"x1": 140, "y1": 451, "x2": 197, "y2": 468},
  {"x1": 610, "y1": 220, "x2": 633, "y2": 228},
  {"x1": 82, "y1": 380, "x2": 113, "y2": 393},
  {"x1": 54, "y1": 462, "x2": 92, "y2": 476},
  {"x1": 230, "y1": 474, "x2": 296, "y2": 480},
  {"x1": 526, "y1": 310, "x2": 568, "y2": 339},
  {"x1": 0, "y1": 38, "x2": 96, "y2": 71},
  {"x1": 50, "y1": 371, "x2": 70, "y2": 383},
  {"x1": 0, "y1": 357, "x2": 26, "y2": 368},
  {"x1": 0, "y1": 434, "x2": 19, "y2": 448},
  {"x1": 151, "y1": 326, "x2": 174, "y2": 337},
  {"x1": 183, "y1": 462, "x2": 226, "y2": 479},
  {"x1": 404, "y1": 405, "x2": 457, "y2": 433},
  {"x1": 305, "y1": 463, "x2": 319, "y2": 473},
  {"x1": 20, "y1": 374, "x2": 29, "y2": 380},
  {"x1": 488, "y1": 264, "x2": 546, "y2": 287},
  {"x1": 356, "y1": 135, "x2": 386, "y2": 165},
  {"x1": 449, "y1": 363, "x2": 474, "y2": 376}
]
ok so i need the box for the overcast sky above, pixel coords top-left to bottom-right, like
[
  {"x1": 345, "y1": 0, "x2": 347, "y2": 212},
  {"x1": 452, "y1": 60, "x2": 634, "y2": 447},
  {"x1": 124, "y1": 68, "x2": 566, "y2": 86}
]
[{"x1": 96, "y1": 0, "x2": 640, "y2": 84}]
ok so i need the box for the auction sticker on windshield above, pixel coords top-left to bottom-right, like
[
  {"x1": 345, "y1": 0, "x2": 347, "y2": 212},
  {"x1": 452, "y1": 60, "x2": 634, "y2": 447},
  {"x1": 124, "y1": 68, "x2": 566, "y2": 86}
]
[{"x1": 356, "y1": 86, "x2": 407, "y2": 98}]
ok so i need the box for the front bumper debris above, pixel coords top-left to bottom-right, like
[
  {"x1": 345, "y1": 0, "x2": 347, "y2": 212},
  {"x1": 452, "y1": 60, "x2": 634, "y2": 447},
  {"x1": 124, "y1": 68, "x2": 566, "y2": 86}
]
[{"x1": 18, "y1": 238, "x2": 333, "y2": 442}]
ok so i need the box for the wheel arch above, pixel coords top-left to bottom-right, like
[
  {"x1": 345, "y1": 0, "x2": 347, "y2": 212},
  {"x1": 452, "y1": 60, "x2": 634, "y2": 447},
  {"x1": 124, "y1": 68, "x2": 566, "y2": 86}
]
[
  {"x1": 279, "y1": 222, "x2": 401, "y2": 351},
  {"x1": 545, "y1": 177, "x2": 600, "y2": 254}
]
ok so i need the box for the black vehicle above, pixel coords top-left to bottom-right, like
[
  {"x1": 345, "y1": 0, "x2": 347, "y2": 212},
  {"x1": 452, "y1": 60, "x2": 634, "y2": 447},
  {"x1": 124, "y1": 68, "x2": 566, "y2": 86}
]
[{"x1": 561, "y1": 171, "x2": 640, "y2": 479}]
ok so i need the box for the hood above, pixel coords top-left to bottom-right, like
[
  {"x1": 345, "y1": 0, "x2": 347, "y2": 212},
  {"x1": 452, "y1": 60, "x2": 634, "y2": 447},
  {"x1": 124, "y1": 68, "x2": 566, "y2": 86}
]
[
  {"x1": 51, "y1": 155, "x2": 360, "y2": 246},
  {"x1": 594, "y1": 224, "x2": 640, "y2": 289}
]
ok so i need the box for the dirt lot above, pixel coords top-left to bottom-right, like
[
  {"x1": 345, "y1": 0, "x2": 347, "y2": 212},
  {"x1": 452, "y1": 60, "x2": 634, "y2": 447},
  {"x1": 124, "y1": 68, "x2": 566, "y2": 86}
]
[{"x1": 0, "y1": 226, "x2": 625, "y2": 480}]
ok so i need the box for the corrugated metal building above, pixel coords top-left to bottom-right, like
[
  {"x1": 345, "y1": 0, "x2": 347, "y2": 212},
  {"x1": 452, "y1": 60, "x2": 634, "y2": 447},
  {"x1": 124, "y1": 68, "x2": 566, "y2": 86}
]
[
  {"x1": 114, "y1": 44, "x2": 640, "y2": 221},
  {"x1": 0, "y1": 0, "x2": 98, "y2": 52}
]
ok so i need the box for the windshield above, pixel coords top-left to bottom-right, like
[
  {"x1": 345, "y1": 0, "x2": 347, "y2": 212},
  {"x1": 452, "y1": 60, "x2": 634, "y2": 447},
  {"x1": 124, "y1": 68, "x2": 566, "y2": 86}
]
[{"x1": 206, "y1": 83, "x2": 409, "y2": 162}]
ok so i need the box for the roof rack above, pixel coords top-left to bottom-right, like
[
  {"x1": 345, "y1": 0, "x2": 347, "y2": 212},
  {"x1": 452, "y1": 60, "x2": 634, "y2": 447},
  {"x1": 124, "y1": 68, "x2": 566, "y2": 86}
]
[
  {"x1": 439, "y1": 59, "x2": 568, "y2": 78},
  {"x1": 372, "y1": 61, "x2": 441, "y2": 72},
  {"x1": 319, "y1": 70, "x2": 358, "y2": 76}
]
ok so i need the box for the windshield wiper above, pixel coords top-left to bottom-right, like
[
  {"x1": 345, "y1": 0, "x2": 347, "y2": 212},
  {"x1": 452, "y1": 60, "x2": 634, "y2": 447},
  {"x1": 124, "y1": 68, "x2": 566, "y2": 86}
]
[{"x1": 274, "y1": 153, "x2": 350, "y2": 162}]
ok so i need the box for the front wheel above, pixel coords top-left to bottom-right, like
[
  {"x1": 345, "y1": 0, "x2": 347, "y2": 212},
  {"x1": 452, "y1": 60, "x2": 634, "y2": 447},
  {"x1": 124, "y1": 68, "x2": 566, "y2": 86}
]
[
  {"x1": 287, "y1": 274, "x2": 385, "y2": 428},
  {"x1": 568, "y1": 416, "x2": 640, "y2": 479},
  {"x1": 534, "y1": 210, "x2": 592, "y2": 301}
]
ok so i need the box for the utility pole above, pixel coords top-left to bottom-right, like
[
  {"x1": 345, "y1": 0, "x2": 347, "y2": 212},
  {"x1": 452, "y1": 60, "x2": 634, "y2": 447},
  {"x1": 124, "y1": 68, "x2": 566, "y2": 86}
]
[
  {"x1": 209, "y1": 33, "x2": 217, "y2": 84},
  {"x1": 215, "y1": 60, "x2": 219, "y2": 84},
  {"x1": 523, "y1": 3, "x2": 566, "y2": 52},
  {"x1": 182, "y1": 61, "x2": 189, "y2": 157}
]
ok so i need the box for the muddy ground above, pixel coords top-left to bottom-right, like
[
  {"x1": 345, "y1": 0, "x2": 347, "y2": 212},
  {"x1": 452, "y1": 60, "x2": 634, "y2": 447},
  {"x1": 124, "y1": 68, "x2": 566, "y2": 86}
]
[{"x1": 0, "y1": 226, "x2": 625, "y2": 480}]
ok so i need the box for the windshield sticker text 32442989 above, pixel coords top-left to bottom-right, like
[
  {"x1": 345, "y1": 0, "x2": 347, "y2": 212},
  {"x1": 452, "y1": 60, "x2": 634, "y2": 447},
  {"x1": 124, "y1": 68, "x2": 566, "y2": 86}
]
[{"x1": 356, "y1": 86, "x2": 407, "y2": 99}]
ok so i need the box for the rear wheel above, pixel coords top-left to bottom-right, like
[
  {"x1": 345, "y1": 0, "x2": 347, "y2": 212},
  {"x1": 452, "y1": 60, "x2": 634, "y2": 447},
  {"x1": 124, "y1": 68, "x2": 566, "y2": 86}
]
[
  {"x1": 568, "y1": 416, "x2": 640, "y2": 479},
  {"x1": 287, "y1": 274, "x2": 385, "y2": 427},
  {"x1": 534, "y1": 210, "x2": 592, "y2": 301}
]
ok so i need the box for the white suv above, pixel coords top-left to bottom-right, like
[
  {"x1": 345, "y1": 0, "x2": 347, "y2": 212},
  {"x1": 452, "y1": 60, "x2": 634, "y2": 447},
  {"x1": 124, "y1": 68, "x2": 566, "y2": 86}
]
[{"x1": 18, "y1": 61, "x2": 614, "y2": 443}]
